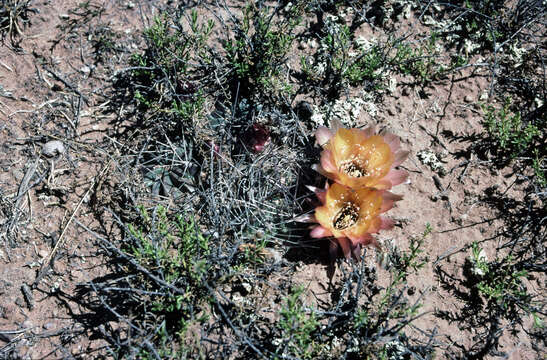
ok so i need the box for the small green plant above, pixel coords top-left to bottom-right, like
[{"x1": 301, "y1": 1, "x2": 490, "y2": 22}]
[
  {"x1": 88, "y1": 24, "x2": 121, "y2": 63},
  {"x1": 303, "y1": 15, "x2": 387, "y2": 95},
  {"x1": 129, "y1": 205, "x2": 210, "y2": 286},
  {"x1": 424, "y1": 0, "x2": 508, "y2": 54},
  {"x1": 469, "y1": 242, "x2": 541, "y2": 324},
  {"x1": 345, "y1": 45, "x2": 385, "y2": 84},
  {"x1": 128, "y1": 10, "x2": 214, "y2": 126},
  {"x1": 298, "y1": 226, "x2": 433, "y2": 358},
  {"x1": 236, "y1": 237, "x2": 268, "y2": 269},
  {"x1": 393, "y1": 34, "x2": 443, "y2": 83},
  {"x1": 483, "y1": 99, "x2": 540, "y2": 157},
  {"x1": 223, "y1": 2, "x2": 302, "y2": 99},
  {"x1": 275, "y1": 286, "x2": 321, "y2": 359},
  {"x1": 374, "y1": 233, "x2": 427, "y2": 324},
  {"x1": 127, "y1": 205, "x2": 211, "y2": 350},
  {"x1": 531, "y1": 150, "x2": 546, "y2": 187},
  {"x1": 387, "y1": 224, "x2": 430, "y2": 286},
  {"x1": 171, "y1": 92, "x2": 205, "y2": 122},
  {"x1": 143, "y1": 11, "x2": 213, "y2": 67},
  {"x1": 470, "y1": 241, "x2": 489, "y2": 277}
]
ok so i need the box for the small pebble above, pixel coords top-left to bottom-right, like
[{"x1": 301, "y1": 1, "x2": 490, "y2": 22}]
[
  {"x1": 42, "y1": 140, "x2": 65, "y2": 157},
  {"x1": 43, "y1": 322, "x2": 55, "y2": 330},
  {"x1": 15, "y1": 297, "x2": 25, "y2": 307},
  {"x1": 80, "y1": 65, "x2": 91, "y2": 74},
  {"x1": 464, "y1": 95, "x2": 473, "y2": 103},
  {"x1": 22, "y1": 320, "x2": 33, "y2": 329},
  {"x1": 38, "y1": 249, "x2": 49, "y2": 258},
  {"x1": 264, "y1": 248, "x2": 283, "y2": 264}
]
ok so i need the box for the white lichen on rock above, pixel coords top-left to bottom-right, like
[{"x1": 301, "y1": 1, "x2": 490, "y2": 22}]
[
  {"x1": 42, "y1": 140, "x2": 66, "y2": 158},
  {"x1": 417, "y1": 150, "x2": 447, "y2": 175},
  {"x1": 310, "y1": 96, "x2": 372, "y2": 128}
]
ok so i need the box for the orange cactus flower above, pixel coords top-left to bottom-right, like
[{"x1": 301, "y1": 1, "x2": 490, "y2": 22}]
[
  {"x1": 314, "y1": 125, "x2": 409, "y2": 190},
  {"x1": 305, "y1": 182, "x2": 401, "y2": 258}
]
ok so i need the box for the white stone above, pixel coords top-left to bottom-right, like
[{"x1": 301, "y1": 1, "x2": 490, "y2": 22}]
[{"x1": 42, "y1": 141, "x2": 65, "y2": 157}]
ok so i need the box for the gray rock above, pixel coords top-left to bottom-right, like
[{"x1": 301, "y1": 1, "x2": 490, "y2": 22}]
[
  {"x1": 22, "y1": 320, "x2": 33, "y2": 329},
  {"x1": 42, "y1": 141, "x2": 65, "y2": 157},
  {"x1": 21, "y1": 284, "x2": 34, "y2": 310},
  {"x1": 15, "y1": 297, "x2": 25, "y2": 307}
]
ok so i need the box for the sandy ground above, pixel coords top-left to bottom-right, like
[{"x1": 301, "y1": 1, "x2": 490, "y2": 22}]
[{"x1": 0, "y1": 0, "x2": 544, "y2": 358}]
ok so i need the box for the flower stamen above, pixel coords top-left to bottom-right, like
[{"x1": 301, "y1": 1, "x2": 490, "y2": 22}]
[
  {"x1": 333, "y1": 203, "x2": 360, "y2": 230},
  {"x1": 340, "y1": 160, "x2": 367, "y2": 178}
]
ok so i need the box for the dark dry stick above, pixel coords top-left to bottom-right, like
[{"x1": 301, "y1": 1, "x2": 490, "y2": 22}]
[
  {"x1": 33, "y1": 160, "x2": 112, "y2": 288},
  {"x1": 43, "y1": 67, "x2": 89, "y2": 105}
]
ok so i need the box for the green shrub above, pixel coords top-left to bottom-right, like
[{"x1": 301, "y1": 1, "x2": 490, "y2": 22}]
[
  {"x1": 469, "y1": 242, "x2": 542, "y2": 326},
  {"x1": 223, "y1": 2, "x2": 302, "y2": 100},
  {"x1": 275, "y1": 286, "x2": 321, "y2": 359},
  {"x1": 483, "y1": 99, "x2": 540, "y2": 157},
  {"x1": 126, "y1": 205, "x2": 211, "y2": 356}
]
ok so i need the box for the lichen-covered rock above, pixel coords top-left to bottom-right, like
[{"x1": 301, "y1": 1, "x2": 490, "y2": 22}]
[{"x1": 42, "y1": 141, "x2": 65, "y2": 157}]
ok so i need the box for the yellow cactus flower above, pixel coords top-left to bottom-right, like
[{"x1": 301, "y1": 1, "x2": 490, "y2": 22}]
[
  {"x1": 307, "y1": 182, "x2": 401, "y2": 258},
  {"x1": 314, "y1": 125, "x2": 409, "y2": 190}
]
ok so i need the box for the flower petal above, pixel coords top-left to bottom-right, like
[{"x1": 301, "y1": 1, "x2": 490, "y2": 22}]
[
  {"x1": 315, "y1": 126, "x2": 334, "y2": 147},
  {"x1": 371, "y1": 180, "x2": 392, "y2": 190},
  {"x1": 364, "y1": 136, "x2": 393, "y2": 171},
  {"x1": 383, "y1": 169, "x2": 409, "y2": 187},
  {"x1": 293, "y1": 213, "x2": 316, "y2": 223},
  {"x1": 351, "y1": 243, "x2": 361, "y2": 260},
  {"x1": 348, "y1": 232, "x2": 373, "y2": 245},
  {"x1": 382, "y1": 191, "x2": 404, "y2": 202},
  {"x1": 320, "y1": 149, "x2": 338, "y2": 173},
  {"x1": 326, "y1": 182, "x2": 352, "y2": 206},
  {"x1": 310, "y1": 226, "x2": 332, "y2": 238},
  {"x1": 379, "y1": 192, "x2": 404, "y2": 213},
  {"x1": 306, "y1": 185, "x2": 327, "y2": 204},
  {"x1": 367, "y1": 217, "x2": 382, "y2": 233},
  {"x1": 337, "y1": 237, "x2": 352, "y2": 258},
  {"x1": 311, "y1": 164, "x2": 330, "y2": 178},
  {"x1": 393, "y1": 150, "x2": 410, "y2": 167},
  {"x1": 362, "y1": 125, "x2": 375, "y2": 138},
  {"x1": 315, "y1": 189, "x2": 327, "y2": 204},
  {"x1": 379, "y1": 216, "x2": 395, "y2": 230},
  {"x1": 380, "y1": 199, "x2": 395, "y2": 213},
  {"x1": 367, "y1": 216, "x2": 394, "y2": 233},
  {"x1": 330, "y1": 118, "x2": 345, "y2": 131},
  {"x1": 315, "y1": 203, "x2": 342, "y2": 237},
  {"x1": 383, "y1": 132, "x2": 401, "y2": 153},
  {"x1": 331, "y1": 128, "x2": 354, "y2": 161},
  {"x1": 329, "y1": 240, "x2": 339, "y2": 260}
]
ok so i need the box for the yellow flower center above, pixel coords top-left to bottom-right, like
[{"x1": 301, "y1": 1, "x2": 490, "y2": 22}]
[
  {"x1": 340, "y1": 159, "x2": 368, "y2": 178},
  {"x1": 333, "y1": 203, "x2": 360, "y2": 230}
]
